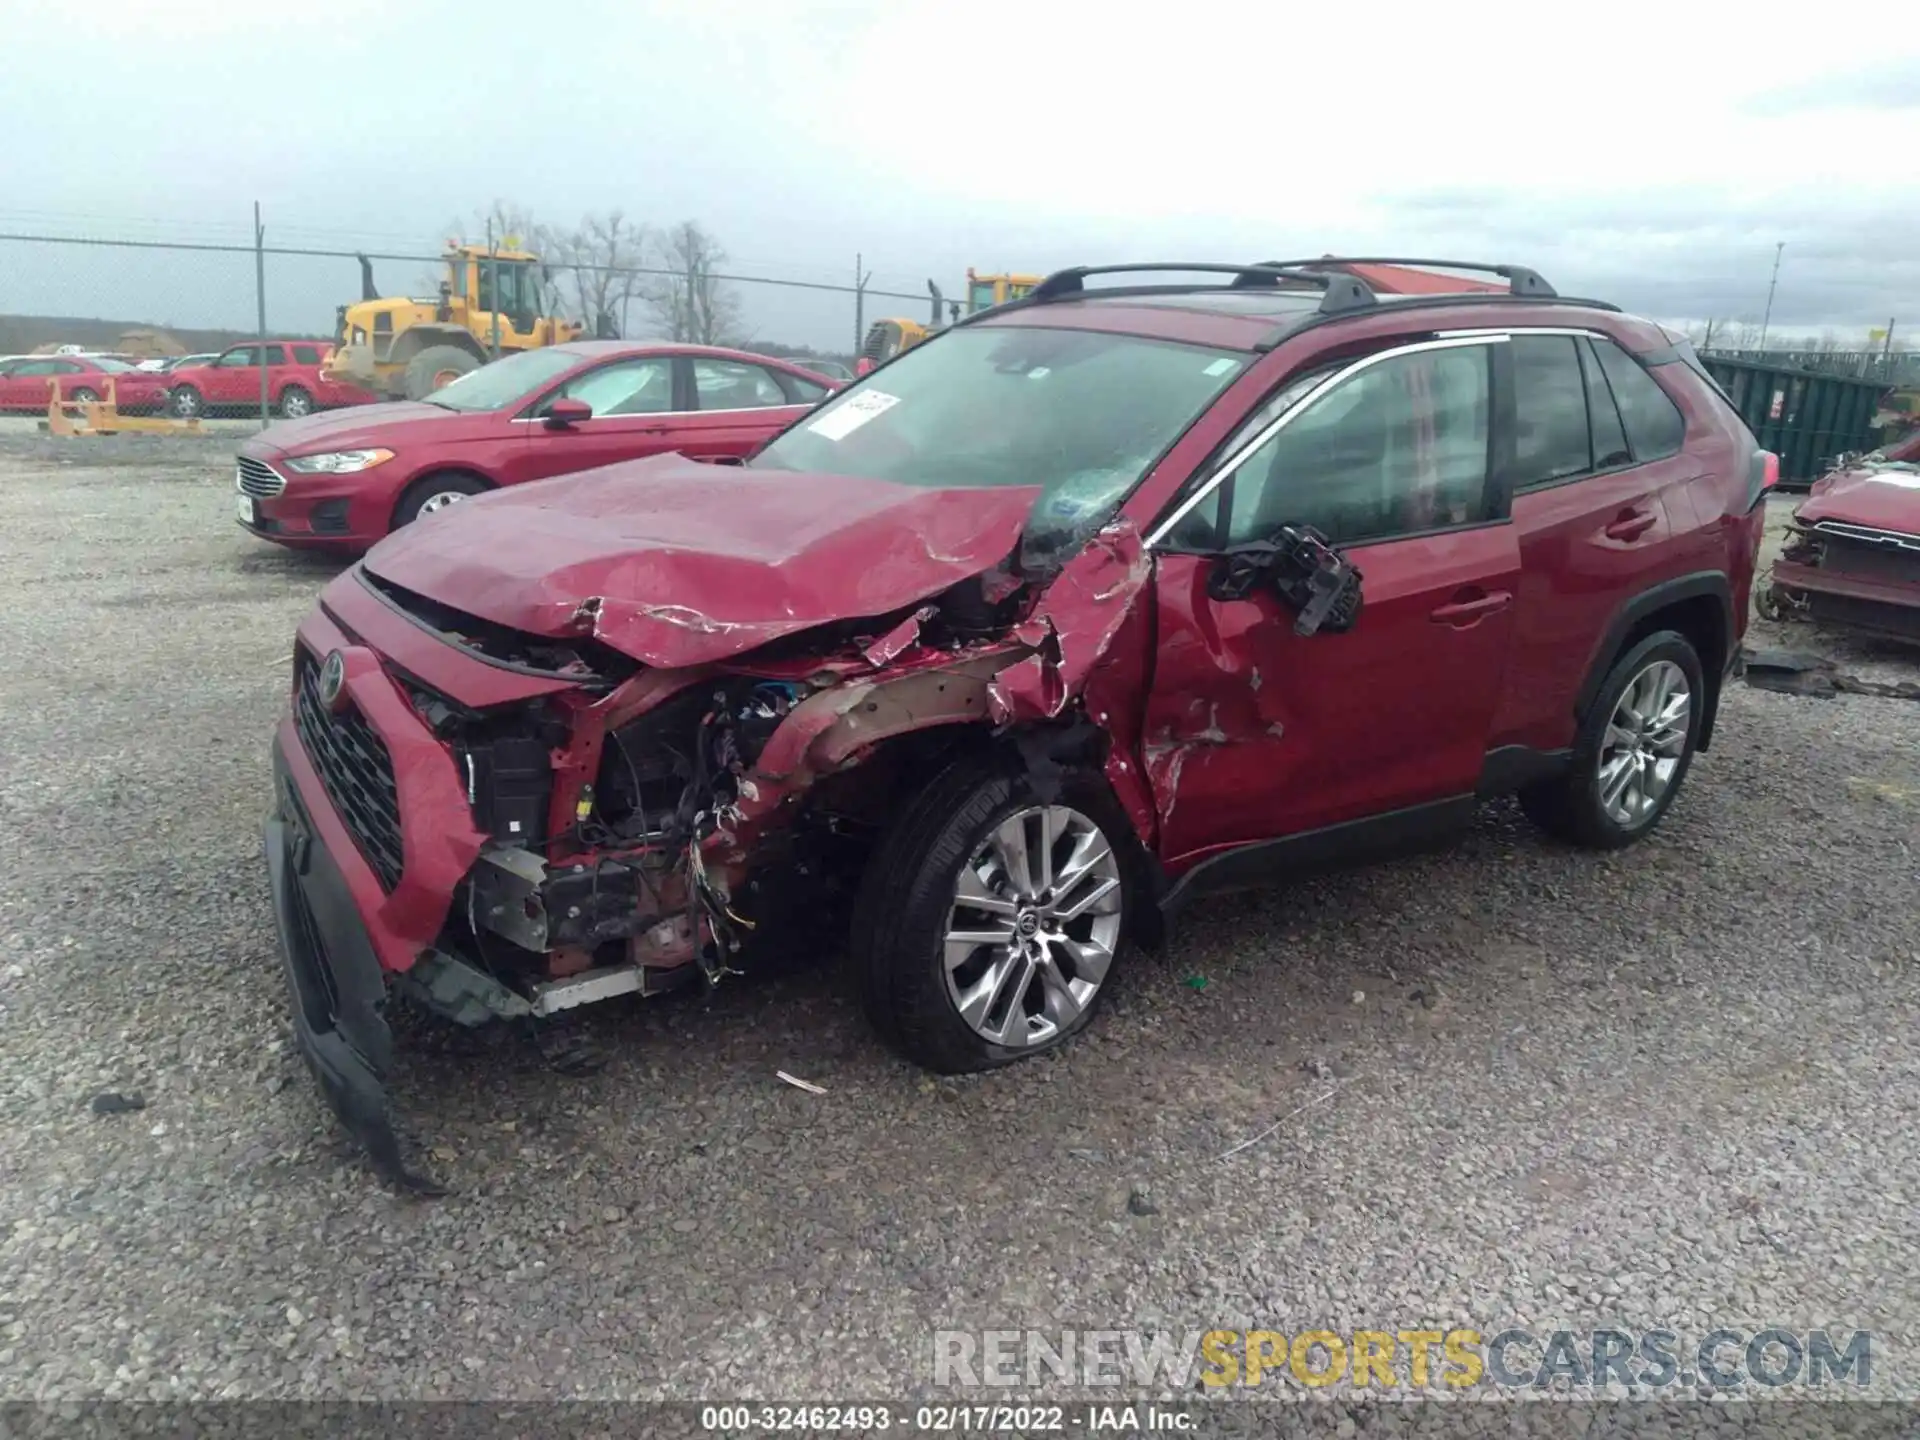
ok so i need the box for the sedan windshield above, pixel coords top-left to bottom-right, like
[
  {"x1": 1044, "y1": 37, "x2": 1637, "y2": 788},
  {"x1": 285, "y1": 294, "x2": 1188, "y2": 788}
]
[
  {"x1": 425, "y1": 348, "x2": 583, "y2": 412},
  {"x1": 90, "y1": 357, "x2": 135, "y2": 373},
  {"x1": 751, "y1": 325, "x2": 1246, "y2": 560}
]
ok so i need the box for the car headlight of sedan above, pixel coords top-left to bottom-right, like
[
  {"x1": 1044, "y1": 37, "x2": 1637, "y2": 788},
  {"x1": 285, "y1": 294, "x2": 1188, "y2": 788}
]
[{"x1": 283, "y1": 448, "x2": 395, "y2": 474}]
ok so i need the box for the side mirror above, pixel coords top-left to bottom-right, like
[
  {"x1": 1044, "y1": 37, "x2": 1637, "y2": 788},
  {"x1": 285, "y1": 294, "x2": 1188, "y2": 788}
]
[
  {"x1": 544, "y1": 397, "x2": 591, "y2": 429},
  {"x1": 1204, "y1": 524, "x2": 1365, "y2": 637}
]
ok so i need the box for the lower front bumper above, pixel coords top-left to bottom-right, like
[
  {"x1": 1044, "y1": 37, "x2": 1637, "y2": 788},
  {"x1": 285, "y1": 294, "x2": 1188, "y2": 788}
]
[
  {"x1": 265, "y1": 736, "x2": 442, "y2": 1193},
  {"x1": 1770, "y1": 556, "x2": 1920, "y2": 644}
]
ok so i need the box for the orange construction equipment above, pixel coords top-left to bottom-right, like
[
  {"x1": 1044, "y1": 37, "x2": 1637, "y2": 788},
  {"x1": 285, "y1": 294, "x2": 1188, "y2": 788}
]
[{"x1": 40, "y1": 378, "x2": 204, "y2": 437}]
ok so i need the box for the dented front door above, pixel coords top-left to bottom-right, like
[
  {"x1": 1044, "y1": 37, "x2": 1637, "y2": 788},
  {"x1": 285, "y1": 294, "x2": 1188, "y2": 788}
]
[
  {"x1": 1145, "y1": 528, "x2": 1520, "y2": 865},
  {"x1": 1138, "y1": 336, "x2": 1520, "y2": 867}
]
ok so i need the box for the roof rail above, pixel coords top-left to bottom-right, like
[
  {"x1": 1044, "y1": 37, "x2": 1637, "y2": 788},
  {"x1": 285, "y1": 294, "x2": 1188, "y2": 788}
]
[
  {"x1": 1022, "y1": 262, "x2": 1378, "y2": 318},
  {"x1": 1264, "y1": 256, "x2": 1558, "y2": 298}
]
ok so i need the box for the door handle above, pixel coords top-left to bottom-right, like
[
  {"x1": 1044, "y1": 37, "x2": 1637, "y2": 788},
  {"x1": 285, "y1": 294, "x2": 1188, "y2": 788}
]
[
  {"x1": 1604, "y1": 508, "x2": 1657, "y2": 541},
  {"x1": 1430, "y1": 589, "x2": 1512, "y2": 625}
]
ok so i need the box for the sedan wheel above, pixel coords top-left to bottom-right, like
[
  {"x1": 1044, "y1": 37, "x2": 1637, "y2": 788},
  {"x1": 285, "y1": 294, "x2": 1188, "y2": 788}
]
[
  {"x1": 416, "y1": 489, "x2": 469, "y2": 516},
  {"x1": 1596, "y1": 659, "x2": 1690, "y2": 828},
  {"x1": 942, "y1": 804, "x2": 1124, "y2": 1050},
  {"x1": 169, "y1": 387, "x2": 203, "y2": 419}
]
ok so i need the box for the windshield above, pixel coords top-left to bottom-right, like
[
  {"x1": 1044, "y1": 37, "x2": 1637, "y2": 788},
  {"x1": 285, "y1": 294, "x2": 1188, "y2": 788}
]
[
  {"x1": 90, "y1": 357, "x2": 135, "y2": 372},
  {"x1": 751, "y1": 324, "x2": 1247, "y2": 563},
  {"x1": 425, "y1": 348, "x2": 581, "y2": 411}
]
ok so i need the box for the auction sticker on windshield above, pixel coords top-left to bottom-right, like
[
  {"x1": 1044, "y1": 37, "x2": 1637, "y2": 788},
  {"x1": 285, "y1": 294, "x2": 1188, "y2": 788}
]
[{"x1": 808, "y1": 390, "x2": 899, "y2": 441}]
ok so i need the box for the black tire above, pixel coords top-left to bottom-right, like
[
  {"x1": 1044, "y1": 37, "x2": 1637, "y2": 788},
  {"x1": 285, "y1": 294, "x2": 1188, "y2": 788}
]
[
  {"x1": 71, "y1": 387, "x2": 100, "y2": 405},
  {"x1": 278, "y1": 384, "x2": 314, "y2": 418},
  {"x1": 1520, "y1": 629, "x2": 1705, "y2": 850},
  {"x1": 169, "y1": 385, "x2": 204, "y2": 419},
  {"x1": 851, "y1": 754, "x2": 1138, "y2": 1074},
  {"x1": 392, "y1": 471, "x2": 490, "y2": 529},
  {"x1": 403, "y1": 345, "x2": 481, "y2": 400}
]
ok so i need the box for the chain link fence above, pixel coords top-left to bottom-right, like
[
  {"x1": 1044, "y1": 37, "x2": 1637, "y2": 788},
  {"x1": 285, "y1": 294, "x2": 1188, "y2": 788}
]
[{"x1": 0, "y1": 227, "x2": 934, "y2": 422}]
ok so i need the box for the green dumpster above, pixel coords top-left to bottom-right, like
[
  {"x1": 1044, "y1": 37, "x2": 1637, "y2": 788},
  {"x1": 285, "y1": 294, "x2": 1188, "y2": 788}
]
[{"x1": 1698, "y1": 356, "x2": 1886, "y2": 487}]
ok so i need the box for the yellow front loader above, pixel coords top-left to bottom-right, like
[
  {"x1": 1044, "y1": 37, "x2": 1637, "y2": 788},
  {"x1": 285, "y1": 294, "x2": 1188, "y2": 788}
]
[{"x1": 324, "y1": 243, "x2": 591, "y2": 401}]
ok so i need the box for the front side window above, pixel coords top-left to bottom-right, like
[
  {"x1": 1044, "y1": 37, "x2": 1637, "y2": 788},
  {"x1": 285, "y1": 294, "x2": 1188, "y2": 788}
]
[
  {"x1": 752, "y1": 325, "x2": 1248, "y2": 560},
  {"x1": 1208, "y1": 344, "x2": 1493, "y2": 548},
  {"x1": 556, "y1": 357, "x2": 674, "y2": 416},
  {"x1": 218, "y1": 347, "x2": 259, "y2": 368},
  {"x1": 694, "y1": 360, "x2": 789, "y2": 410},
  {"x1": 427, "y1": 347, "x2": 581, "y2": 412},
  {"x1": 1591, "y1": 337, "x2": 1685, "y2": 461}
]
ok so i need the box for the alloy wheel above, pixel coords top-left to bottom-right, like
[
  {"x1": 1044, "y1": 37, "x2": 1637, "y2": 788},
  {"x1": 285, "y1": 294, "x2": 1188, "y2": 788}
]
[
  {"x1": 942, "y1": 804, "x2": 1124, "y2": 1048},
  {"x1": 417, "y1": 490, "x2": 469, "y2": 516},
  {"x1": 1597, "y1": 660, "x2": 1691, "y2": 827}
]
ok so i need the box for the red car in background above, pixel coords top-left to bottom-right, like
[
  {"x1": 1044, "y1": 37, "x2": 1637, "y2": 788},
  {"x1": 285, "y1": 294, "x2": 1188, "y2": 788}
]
[
  {"x1": 232, "y1": 341, "x2": 839, "y2": 551},
  {"x1": 168, "y1": 340, "x2": 376, "y2": 420},
  {"x1": 0, "y1": 354, "x2": 169, "y2": 413}
]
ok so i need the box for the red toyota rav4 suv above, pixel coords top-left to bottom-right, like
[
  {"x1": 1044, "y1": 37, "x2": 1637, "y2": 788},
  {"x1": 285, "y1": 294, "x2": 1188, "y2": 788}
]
[{"x1": 265, "y1": 258, "x2": 1771, "y2": 1187}]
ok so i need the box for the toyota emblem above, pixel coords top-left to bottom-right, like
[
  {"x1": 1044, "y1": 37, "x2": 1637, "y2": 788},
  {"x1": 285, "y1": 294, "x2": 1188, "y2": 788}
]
[{"x1": 319, "y1": 650, "x2": 348, "y2": 710}]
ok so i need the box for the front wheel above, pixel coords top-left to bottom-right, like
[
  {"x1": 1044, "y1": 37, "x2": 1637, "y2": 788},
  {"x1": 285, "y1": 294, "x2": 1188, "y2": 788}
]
[
  {"x1": 392, "y1": 471, "x2": 490, "y2": 530},
  {"x1": 852, "y1": 757, "x2": 1133, "y2": 1073},
  {"x1": 1520, "y1": 629, "x2": 1705, "y2": 850}
]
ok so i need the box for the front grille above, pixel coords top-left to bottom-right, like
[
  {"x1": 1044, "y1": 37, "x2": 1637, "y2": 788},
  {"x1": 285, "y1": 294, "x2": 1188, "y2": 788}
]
[
  {"x1": 236, "y1": 456, "x2": 285, "y2": 497},
  {"x1": 1813, "y1": 519, "x2": 1920, "y2": 554},
  {"x1": 293, "y1": 649, "x2": 405, "y2": 891}
]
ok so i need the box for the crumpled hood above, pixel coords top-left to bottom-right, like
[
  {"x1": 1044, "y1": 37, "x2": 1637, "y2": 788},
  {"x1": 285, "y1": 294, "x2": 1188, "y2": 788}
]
[
  {"x1": 1800, "y1": 465, "x2": 1920, "y2": 537},
  {"x1": 362, "y1": 454, "x2": 1042, "y2": 668}
]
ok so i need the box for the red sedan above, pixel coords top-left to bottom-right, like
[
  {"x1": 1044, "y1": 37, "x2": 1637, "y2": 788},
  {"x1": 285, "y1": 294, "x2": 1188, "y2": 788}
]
[
  {"x1": 0, "y1": 354, "x2": 169, "y2": 414},
  {"x1": 232, "y1": 342, "x2": 839, "y2": 551}
]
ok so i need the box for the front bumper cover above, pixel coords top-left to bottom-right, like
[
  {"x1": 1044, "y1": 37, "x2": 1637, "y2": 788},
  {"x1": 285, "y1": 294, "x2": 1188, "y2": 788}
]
[{"x1": 265, "y1": 736, "x2": 443, "y2": 1194}]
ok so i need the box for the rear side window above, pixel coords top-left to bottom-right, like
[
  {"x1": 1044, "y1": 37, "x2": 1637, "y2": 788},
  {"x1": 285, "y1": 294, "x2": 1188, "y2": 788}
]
[
  {"x1": 262, "y1": 345, "x2": 288, "y2": 365},
  {"x1": 1578, "y1": 339, "x2": 1633, "y2": 468},
  {"x1": 1590, "y1": 337, "x2": 1684, "y2": 461},
  {"x1": 292, "y1": 344, "x2": 322, "y2": 364},
  {"x1": 1510, "y1": 336, "x2": 1591, "y2": 487}
]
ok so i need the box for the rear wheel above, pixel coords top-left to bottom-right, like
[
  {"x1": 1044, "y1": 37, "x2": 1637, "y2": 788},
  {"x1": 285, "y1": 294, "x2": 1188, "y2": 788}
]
[
  {"x1": 71, "y1": 387, "x2": 100, "y2": 405},
  {"x1": 403, "y1": 345, "x2": 480, "y2": 400},
  {"x1": 1520, "y1": 630, "x2": 1704, "y2": 849},
  {"x1": 852, "y1": 757, "x2": 1133, "y2": 1073},
  {"x1": 278, "y1": 384, "x2": 314, "y2": 418},
  {"x1": 392, "y1": 471, "x2": 490, "y2": 529},
  {"x1": 169, "y1": 386, "x2": 204, "y2": 419}
]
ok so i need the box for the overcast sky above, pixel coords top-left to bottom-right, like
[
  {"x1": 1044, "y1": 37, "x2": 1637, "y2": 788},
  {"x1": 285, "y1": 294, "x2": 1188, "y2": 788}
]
[{"x1": 2, "y1": 0, "x2": 1916, "y2": 351}]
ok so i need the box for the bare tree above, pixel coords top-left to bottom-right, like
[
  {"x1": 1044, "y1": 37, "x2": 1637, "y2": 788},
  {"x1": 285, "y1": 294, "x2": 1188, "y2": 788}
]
[
  {"x1": 551, "y1": 211, "x2": 648, "y2": 338},
  {"x1": 641, "y1": 221, "x2": 743, "y2": 345}
]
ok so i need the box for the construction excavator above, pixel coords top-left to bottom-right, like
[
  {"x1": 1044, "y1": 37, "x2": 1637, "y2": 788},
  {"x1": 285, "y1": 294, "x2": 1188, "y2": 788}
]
[{"x1": 855, "y1": 268, "x2": 1041, "y2": 375}]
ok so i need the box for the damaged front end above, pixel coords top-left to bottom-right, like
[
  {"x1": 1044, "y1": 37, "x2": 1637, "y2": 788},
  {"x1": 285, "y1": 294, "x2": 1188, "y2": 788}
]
[
  {"x1": 1768, "y1": 463, "x2": 1920, "y2": 645},
  {"x1": 263, "y1": 501, "x2": 1092, "y2": 1188}
]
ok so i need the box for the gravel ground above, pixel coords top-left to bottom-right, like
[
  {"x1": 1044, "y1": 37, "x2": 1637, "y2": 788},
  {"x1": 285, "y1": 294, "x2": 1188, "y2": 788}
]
[{"x1": 1, "y1": 436, "x2": 1916, "y2": 1421}]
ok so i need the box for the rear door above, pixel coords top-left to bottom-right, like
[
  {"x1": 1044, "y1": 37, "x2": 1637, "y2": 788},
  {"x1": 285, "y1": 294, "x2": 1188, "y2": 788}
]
[
  {"x1": 674, "y1": 357, "x2": 816, "y2": 460},
  {"x1": 1144, "y1": 336, "x2": 1520, "y2": 863},
  {"x1": 1494, "y1": 332, "x2": 1699, "y2": 754},
  {"x1": 506, "y1": 355, "x2": 679, "y2": 485}
]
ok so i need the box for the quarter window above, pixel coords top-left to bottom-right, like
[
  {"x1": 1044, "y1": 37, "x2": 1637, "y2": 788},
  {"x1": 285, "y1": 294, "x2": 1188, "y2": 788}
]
[
  {"x1": 1590, "y1": 337, "x2": 1685, "y2": 461},
  {"x1": 1510, "y1": 335, "x2": 1591, "y2": 487},
  {"x1": 292, "y1": 344, "x2": 322, "y2": 364},
  {"x1": 1214, "y1": 344, "x2": 1493, "y2": 548}
]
